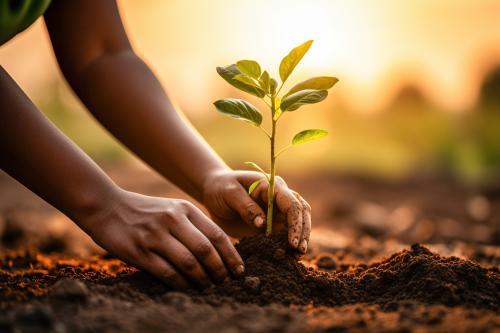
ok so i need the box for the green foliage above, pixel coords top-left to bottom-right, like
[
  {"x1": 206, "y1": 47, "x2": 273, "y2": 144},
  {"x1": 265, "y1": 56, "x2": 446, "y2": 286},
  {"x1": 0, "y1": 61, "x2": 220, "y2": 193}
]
[
  {"x1": 280, "y1": 89, "x2": 328, "y2": 111},
  {"x1": 292, "y1": 129, "x2": 328, "y2": 145},
  {"x1": 234, "y1": 74, "x2": 262, "y2": 90},
  {"x1": 248, "y1": 178, "x2": 264, "y2": 195},
  {"x1": 214, "y1": 99, "x2": 262, "y2": 126},
  {"x1": 214, "y1": 40, "x2": 337, "y2": 234},
  {"x1": 244, "y1": 161, "x2": 269, "y2": 178},
  {"x1": 279, "y1": 40, "x2": 313, "y2": 83},
  {"x1": 259, "y1": 71, "x2": 271, "y2": 94},
  {"x1": 237, "y1": 60, "x2": 261, "y2": 79},
  {"x1": 216, "y1": 65, "x2": 265, "y2": 97},
  {"x1": 270, "y1": 78, "x2": 278, "y2": 95},
  {"x1": 285, "y1": 76, "x2": 338, "y2": 97}
]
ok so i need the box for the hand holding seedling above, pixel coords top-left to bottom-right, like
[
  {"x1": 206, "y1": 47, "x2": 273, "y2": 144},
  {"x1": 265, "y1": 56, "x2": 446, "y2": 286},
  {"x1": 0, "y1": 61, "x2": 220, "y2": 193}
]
[
  {"x1": 213, "y1": 40, "x2": 338, "y2": 249},
  {"x1": 0, "y1": 0, "x2": 336, "y2": 290}
]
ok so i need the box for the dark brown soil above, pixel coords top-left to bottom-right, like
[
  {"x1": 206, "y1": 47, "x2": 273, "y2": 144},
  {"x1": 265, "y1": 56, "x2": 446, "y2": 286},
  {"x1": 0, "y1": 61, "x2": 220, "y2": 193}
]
[
  {"x1": 1, "y1": 167, "x2": 500, "y2": 332},
  {"x1": 200, "y1": 233, "x2": 500, "y2": 310},
  {"x1": 4, "y1": 233, "x2": 496, "y2": 310}
]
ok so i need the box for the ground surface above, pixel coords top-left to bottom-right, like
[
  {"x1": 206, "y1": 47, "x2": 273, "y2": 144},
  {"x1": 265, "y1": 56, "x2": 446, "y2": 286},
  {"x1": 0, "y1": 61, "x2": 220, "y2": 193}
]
[{"x1": 0, "y1": 164, "x2": 499, "y2": 332}]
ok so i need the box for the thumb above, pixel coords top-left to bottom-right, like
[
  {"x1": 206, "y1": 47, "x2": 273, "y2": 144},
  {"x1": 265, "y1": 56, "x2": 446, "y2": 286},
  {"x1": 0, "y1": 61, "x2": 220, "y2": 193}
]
[{"x1": 226, "y1": 184, "x2": 266, "y2": 228}]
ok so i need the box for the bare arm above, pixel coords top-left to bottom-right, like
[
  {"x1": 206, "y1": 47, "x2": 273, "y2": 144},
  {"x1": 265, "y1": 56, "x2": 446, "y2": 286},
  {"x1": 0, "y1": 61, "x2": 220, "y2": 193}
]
[
  {"x1": 44, "y1": 0, "x2": 225, "y2": 202},
  {"x1": 0, "y1": 66, "x2": 116, "y2": 226},
  {"x1": 44, "y1": 0, "x2": 312, "y2": 251},
  {"x1": 0, "y1": 66, "x2": 244, "y2": 288}
]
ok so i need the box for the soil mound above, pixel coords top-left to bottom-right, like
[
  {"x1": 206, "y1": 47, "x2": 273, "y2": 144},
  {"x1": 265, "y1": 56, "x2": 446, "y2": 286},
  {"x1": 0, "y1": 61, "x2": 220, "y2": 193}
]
[
  {"x1": 199, "y1": 233, "x2": 500, "y2": 309},
  {"x1": 1, "y1": 234, "x2": 498, "y2": 310}
]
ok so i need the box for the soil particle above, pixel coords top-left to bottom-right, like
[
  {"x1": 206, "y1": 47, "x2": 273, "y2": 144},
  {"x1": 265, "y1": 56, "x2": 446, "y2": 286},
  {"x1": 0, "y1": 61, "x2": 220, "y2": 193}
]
[
  {"x1": 244, "y1": 276, "x2": 261, "y2": 290},
  {"x1": 272, "y1": 248, "x2": 286, "y2": 261},
  {"x1": 49, "y1": 278, "x2": 89, "y2": 302},
  {"x1": 315, "y1": 253, "x2": 337, "y2": 270}
]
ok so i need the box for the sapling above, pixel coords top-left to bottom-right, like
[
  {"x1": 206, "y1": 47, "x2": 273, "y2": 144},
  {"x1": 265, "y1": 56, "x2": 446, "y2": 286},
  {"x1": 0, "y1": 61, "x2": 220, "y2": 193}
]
[{"x1": 214, "y1": 40, "x2": 338, "y2": 235}]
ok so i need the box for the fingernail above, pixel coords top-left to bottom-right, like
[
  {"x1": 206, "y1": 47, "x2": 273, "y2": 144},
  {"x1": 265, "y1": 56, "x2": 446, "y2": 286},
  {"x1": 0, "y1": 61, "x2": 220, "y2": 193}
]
[
  {"x1": 300, "y1": 239, "x2": 308, "y2": 253},
  {"x1": 292, "y1": 237, "x2": 299, "y2": 248},
  {"x1": 235, "y1": 264, "x2": 245, "y2": 275},
  {"x1": 254, "y1": 216, "x2": 264, "y2": 227}
]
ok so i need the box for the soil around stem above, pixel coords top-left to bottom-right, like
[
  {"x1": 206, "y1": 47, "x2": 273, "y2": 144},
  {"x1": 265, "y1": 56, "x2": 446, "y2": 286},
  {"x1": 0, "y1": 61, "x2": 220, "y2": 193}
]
[
  {"x1": 1, "y1": 233, "x2": 498, "y2": 310},
  {"x1": 1, "y1": 235, "x2": 499, "y2": 333},
  {"x1": 197, "y1": 232, "x2": 500, "y2": 309}
]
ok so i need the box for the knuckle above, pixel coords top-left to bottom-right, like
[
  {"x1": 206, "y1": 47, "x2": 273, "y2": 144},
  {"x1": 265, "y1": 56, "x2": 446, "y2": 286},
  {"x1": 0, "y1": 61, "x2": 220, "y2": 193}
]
[
  {"x1": 226, "y1": 183, "x2": 241, "y2": 196},
  {"x1": 158, "y1": 266, "x2": 178, "y2": 282},
  {"x1": 180, "y1": 254, "x2": 199, "y2": 271},
  {"x1": 245, "y1": 202, "x2": 259, "y2": 216},
  {"x1": 293, "y1": 198, "x2": 303, "y2": 210},
  {"x1": 163, "y1": 207, "x2": 178, "y2": 220},
  {"x1": 194, "y1": 241, "x2": 213, "y2": 258},
  {"x1": 209, "y1": 227, "x2": 227, "y2": 245},
  {"x1": 144, "y1": 220, "x2": 163, "y2": 234},
  {"x1": 177, "y1": 199, "x2": 195, "y2": 211}
]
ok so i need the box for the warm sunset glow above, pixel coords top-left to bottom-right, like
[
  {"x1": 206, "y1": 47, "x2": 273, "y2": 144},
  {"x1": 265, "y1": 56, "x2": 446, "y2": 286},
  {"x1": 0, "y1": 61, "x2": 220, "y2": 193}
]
[{"x1": 1, "y1": 0, "x2": 499, "y2": 113}]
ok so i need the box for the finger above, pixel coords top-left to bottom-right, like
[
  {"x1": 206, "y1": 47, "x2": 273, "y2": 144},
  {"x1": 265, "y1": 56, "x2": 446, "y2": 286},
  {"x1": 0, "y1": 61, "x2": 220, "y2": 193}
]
[
  {"x1": 153, "y1": 233, "x2": 212, "y2": 288},
  {"x1": 293, "y1": 192, "x2": 312, "y2": 254},
  {"x1": 226, "y1": 183, "x2": 266, "y2": 228},
  {"x1": 274, "y1": 182, "x2": 303, "y2": 249},
  {"x1": 257, "y1": 180, "x2": 303, "y2": 248},
  {"x1": 170, "y1": 219, "x2": 228, "y2": 283},
  {"x1": 188, "y1": 209, "x2": 245, "y2": 275},
  {"x1": 140, "y1": 252, "x2": 190, "y2": 289},
  {"x1": 249, "y1": 178, "x2": 269, "y2": 202}
]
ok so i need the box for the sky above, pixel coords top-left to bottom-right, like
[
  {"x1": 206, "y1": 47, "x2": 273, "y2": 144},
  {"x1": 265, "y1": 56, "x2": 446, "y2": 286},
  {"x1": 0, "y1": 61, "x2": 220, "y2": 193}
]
[{"x1": 1, "y1": 0, "x2": 499, "y2": 114}]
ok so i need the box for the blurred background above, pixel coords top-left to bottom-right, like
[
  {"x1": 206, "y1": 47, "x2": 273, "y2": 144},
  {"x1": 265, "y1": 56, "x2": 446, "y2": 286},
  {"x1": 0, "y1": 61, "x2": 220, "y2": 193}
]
[
  {"x1": 0, "y1": 0, "x2": 499, "y2": 254},
  {"x1": 2, "y1": 0, "x2": 500, "y2": 181}
]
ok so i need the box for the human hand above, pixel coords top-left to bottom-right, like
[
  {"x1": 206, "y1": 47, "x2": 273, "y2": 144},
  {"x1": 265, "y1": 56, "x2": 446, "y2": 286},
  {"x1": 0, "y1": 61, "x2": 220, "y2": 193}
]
[
  {"x1": 202, "y1": 170, "x2": 312, "y2": 253},
  {"x1": 81, "y1": 189, "x2": 244, "y2": 289}
]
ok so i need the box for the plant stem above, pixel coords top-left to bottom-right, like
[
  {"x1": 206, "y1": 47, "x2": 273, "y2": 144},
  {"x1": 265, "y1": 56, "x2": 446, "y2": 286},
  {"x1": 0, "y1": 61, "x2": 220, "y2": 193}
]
[{"x1": 267, "y1": 96, "x2": 277, "y2": 235}]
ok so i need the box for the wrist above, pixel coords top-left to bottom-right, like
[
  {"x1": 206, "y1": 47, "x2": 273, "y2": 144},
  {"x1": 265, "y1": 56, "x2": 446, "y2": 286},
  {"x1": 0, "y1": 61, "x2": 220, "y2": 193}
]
[
  {"x1": 69, "y1": 182, "x2": 123, "y2": 232},
  {"x1": 199, "y1": 166, "x2": 231, "y2": 202}
]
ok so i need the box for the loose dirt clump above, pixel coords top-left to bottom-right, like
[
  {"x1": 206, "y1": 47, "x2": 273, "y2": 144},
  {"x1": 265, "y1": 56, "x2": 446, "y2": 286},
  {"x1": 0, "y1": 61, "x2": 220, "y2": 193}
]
[{"x1": 198, "y1": 232, "x2": 500, "y2": 309}]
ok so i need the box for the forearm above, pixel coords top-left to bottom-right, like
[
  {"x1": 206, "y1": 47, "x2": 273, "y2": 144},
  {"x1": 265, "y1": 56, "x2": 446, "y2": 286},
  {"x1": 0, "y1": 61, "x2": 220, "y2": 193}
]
[
  {"x1": 68, "y1": 50, "x2": 228, "y2": 202},
  {"x1": 0, "y1": 67, "x2": 118, "y2": 229}
]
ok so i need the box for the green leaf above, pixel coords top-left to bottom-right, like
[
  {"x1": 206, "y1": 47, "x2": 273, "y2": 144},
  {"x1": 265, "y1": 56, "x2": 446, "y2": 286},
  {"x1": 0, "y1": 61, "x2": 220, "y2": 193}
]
[
  {"x1": 244, "y1": 161, "x2": 268, "y2": 178},
  {"x1": 259, "y1": 71, "x2": 270, "y2": 93},
  {"x1": 280, "y1": 89, "x2": 328, "y2": 111},
  {"x1": 279, "y1": 40, "x2": 313, "y2": 83},
  {"x1": 237, "y1": 60, "x2": 261, "y2": 79},
  {"x1": 270, "y1": 78, "x2": 278, "y2": 95},
  {"x1": 292, "y1": 129, "x2": 328, "y2": 145},
  {"x1": 214, "y1": 99, "x2": 263, "y2": 126},
  {"x1": 248, "y1": 179, "x2": 265, "y2": 195},
  {"x1": 285, "y1": 76, "x2": 338, "y2": 97},
  {"x1": 234, "y1": 74, "x2": 261, "y2": 90},
  {"x1": 216, "y1": 65, "x2": 265, "y2": 98}
]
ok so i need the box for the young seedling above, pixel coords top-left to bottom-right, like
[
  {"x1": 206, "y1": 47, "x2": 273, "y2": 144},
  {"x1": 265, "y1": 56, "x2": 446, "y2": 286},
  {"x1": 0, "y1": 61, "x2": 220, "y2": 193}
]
[{"x1": 214, "y1": 40, "x2": 338, "y2": 235}]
